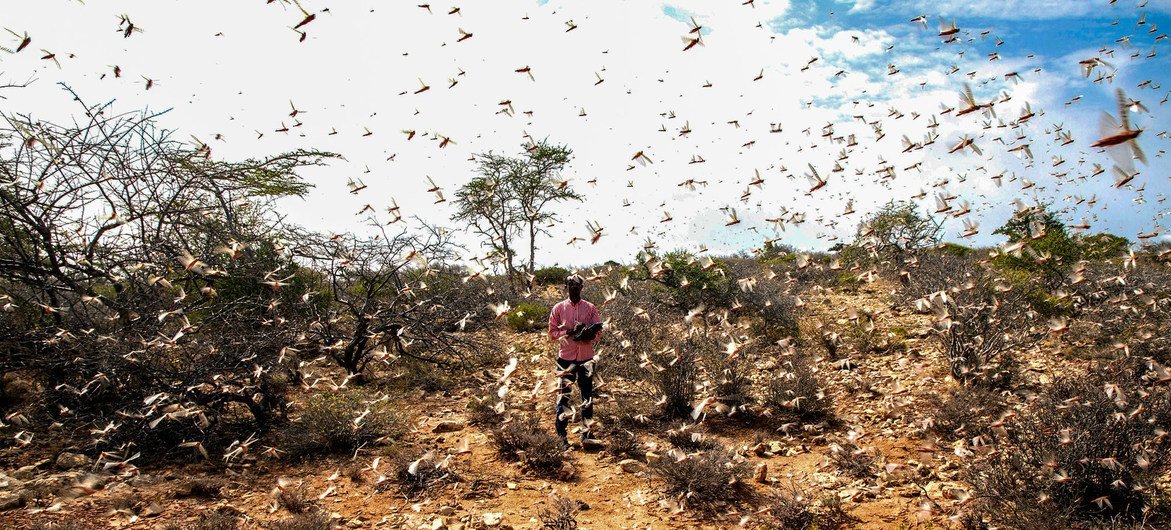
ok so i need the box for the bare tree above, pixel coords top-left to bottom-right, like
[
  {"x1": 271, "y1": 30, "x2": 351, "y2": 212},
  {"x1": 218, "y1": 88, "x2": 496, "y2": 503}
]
[
  {"x1": 0, "y1": 86, "x2": 336, "y2": 460},
  {"x1": 293, "y1": 219, "x2": 492, "y2": 375}
]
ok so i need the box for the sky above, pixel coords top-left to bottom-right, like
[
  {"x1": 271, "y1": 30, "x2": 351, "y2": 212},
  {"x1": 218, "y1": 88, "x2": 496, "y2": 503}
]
[{"x1": 2, "y1": 0, "x2": 1169, "y2": 268}]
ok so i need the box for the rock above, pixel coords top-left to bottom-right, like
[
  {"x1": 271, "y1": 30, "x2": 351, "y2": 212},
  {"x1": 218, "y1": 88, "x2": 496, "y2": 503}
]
[
  {"x1": 618, "y1": 459, "x2": 644, "y2": 474},
  {"x1": 429, "y1": 517, "x2": 447, "y2": 530},
  {"x1": 482, "y1": 512, "x2": 503, "y2": 527},
  {"x1": 437, "y1": 506, "x2": 456, "y2": 516},
  {"x1": 0, "y1": 492, "x2": 24, "y2": 511},
  {"x1": 577, "y1": 501, "x2": 589, "y2": 511},
  {"x1": 754, "y1": 463, "x2": 768, "y2": 484},
  {"x1": 506, "y1": 482, "x2": 517, "y2": 490},
  {"x1": 12, "y1": 459, "x2": 51, "y2": 480},
  {"x1": 555, "y1": 461, "x2": 576, "y2": 481},
  {"x1": 433, "y1": 420, "x2": 465, "y2": 434},
  {"x1": 0, "y1": 473, "x2": 24, "y2": 491},
  {"x1": 56, "y1": 452, "x2": 93, "y2": 470}
]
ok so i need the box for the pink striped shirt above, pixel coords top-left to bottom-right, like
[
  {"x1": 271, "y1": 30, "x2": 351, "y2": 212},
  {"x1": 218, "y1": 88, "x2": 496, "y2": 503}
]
[{"x1": 548, "y1": 298, "x2": 602, "y2": 361}]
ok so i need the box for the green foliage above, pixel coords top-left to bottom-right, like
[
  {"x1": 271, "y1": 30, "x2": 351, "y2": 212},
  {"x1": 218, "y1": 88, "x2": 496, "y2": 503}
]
[
  {"x1": 853, "y1": 200, "x2": 943, "y2": 265},
  {"x1": 298, "y1": 391, "x2": 404, "y2": 454},
  {"x1": 936, "y1": 242, "x2": 975, "y2": 257},
  {"x1": 505, "y1": 302, "x2": 551, "y2": 332},
  {"x1": 534, "y1": 266, "x2": 571, "y2": 285},
  {"x1": 1079, "y1": 233, "x2": 1130, "y2": 260},
  {"x1": 639, "y1": 250, "x2": 733, "y2": 309}
]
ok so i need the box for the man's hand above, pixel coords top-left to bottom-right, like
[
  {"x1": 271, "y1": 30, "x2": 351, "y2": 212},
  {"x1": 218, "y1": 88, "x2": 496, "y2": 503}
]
[{"x1": 570, "y1": 322, "x2": 586, "y2": 339}]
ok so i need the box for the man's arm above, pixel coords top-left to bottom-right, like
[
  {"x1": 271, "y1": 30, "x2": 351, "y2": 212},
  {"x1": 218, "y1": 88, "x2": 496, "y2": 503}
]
[{"x1": 548, "y1": 304, "x2": 563, "y2": 342}]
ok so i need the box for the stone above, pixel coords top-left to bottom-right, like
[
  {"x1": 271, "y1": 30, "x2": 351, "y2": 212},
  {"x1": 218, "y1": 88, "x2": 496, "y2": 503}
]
[
  {"x1": 56, "y1": 452, "x2": 93, "y2": 470},
  {"x1": 429, "y1": 517, "x2": 446, "y2": 530},
  {"x1": 754, "y1": 463, "x2": 768, "y2": 484},
  {"x1": 437, "y1": 506, "x2": 456, "y2": 516},
  {"x1": 0, "y1": 492, "x2": 23, "y2": 511},
  {"x1": 555, "y1": 461, "x2": 576, "y2": 481},
  {"x1": 432, "y1": 421, "x2": 465, "y2": 434},
  {"x1": 618, "y1": 459, "x2": 644, "y2": 474},
  {"x1": 0, "y1": 473, "x2": 24, "y2": 491},
  {"x1": 482, "y1": 512, "x2": 503, "y2": 527},
  {"x1": 12, "y1": 459, "x2": 51, "y2": 480}
]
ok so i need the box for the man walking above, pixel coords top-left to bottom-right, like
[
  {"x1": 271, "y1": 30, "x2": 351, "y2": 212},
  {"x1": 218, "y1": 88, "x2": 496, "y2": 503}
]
[{"x1": 548, "y1": 274, "x2": 603, "y2": 450}]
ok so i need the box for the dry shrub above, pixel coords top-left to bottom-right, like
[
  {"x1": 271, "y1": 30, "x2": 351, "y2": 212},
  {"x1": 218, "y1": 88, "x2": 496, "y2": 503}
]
[
  {"x1": 188, "y1": 512, "x2": 242, "y2": 530},
  {"x1": 276, "y1": 485, "x2": 314, "y2": 514},
  {"x1": 173, "y1": 478, "x2": 224, "y2": 499},
  {"x1": 645, "y1": 340, "x2": 701, "y2": 419},
  {"x1": 466, "y1": 384, "x2": 503, "y2": 426},
  {"x1": 385, "y1": 450, "x2": 462, "y2": 497},
  {"x1": 925, "y1": 386, "x2": 1006, "y2": 440},
  {"x1": 963, "y1": 358, "x2": 1171, "y2": 529},
  {"x1": 758, "y1": 481, "x2": 854, "y2": 530},
  {"x1": 663, "y1": 421, "x2": 718, "y2": 452},
  {"x1": 297, "y1": 390, "x2": 404, "y2": 454},
  {"x1": 761, "y1": 354, "x2": 834, "y2": 422},
  {"x1": 827, "y1": 440, "x2": 878, "y2": 480},
  {"x1": 603, "y1": 427, "x2": 644, "y2": 461},
  {"x1": 489, "y1": 415, "x2": 567, "y2": 475},
  {"x1": 265, "y1": 511, "x2": 333, "y2": 530},
  {"x1": 650, "y1": 446, "x2": 752, "y2": 510},
  {"x1": 703, "y1": 343, "x2": 754, "y2": 413},
  {"x1": 538, "y1": 495, "x2": 580, "y2": 530}
]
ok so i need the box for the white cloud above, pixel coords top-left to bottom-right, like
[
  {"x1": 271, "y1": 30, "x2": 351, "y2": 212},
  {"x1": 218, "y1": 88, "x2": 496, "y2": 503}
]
[{"x1": 0, "y1": 0, "x2": 1165, "y2": 267}]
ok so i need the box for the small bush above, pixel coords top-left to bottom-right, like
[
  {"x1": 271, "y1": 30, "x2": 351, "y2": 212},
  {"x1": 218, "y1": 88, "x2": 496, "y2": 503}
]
[
  {"x1": 827, "y1": 440, "x2": 877, "y2": 479},
  {"x1": 925, "y1": 386, "x2": 1005, "y2": 440},
  {"x1": 174, "y1": 478, "x2": 224, "y2": 499},
  {"x1": 650, "y1": 447, "x2": 752, "y2": 510},
  {"x1": 489, "y1": 415, "x2": 567, "y2": 475},
  {"x1": 762, "y1": 354, "x2": 834, "y2": 422},
  {"x1": 387, "y1": 450, "x2": 462, "y2": 497},
  {"x1": 646, "y1": 340, "x2": 701, "y2": 419},
  {"x1": 538, "y1": 495, "x2": 580, "y2": 530},
  {"x1": 276, "y1": 485, "x2": 314, "y2": 514},
  {"x1": 664, "y1": 421, "x2": 718, "y2": 452},
  {"x1": 466, "y1": 384, "x2": 503, "y2": 426},
  {"x1": 266, "y1": 511, "x2": 333, "y2": 530},
  {"x1": 298, "y1": 391, "x2": 404, "y2": 454},
  {"x1": 190, "y1": 512, "x2": 242, "y2": 530},
  {"x1": 534, "y1": 266, "x2": 572, "y2": 286},
  {"x1": 505, "y1": 302, "x2": 551, "y2": 332},
  {"x1": 760, "y1": 482, "x2": 854, "y2": 530},
  {"x1": 963, "y1": 358, "x2": 1171, "y2": 529},
  {"x1": 603, "y1": 428, "x2": 644, "y2": 461}
]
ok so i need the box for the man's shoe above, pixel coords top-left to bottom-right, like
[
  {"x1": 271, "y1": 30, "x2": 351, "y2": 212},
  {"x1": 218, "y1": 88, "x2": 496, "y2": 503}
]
[
  {"x1": 558, "y1": 436, "x2": 570, "y2": 451},
  {"x1": 581, "y1": 435, "x2": 603, "y2": 450}
]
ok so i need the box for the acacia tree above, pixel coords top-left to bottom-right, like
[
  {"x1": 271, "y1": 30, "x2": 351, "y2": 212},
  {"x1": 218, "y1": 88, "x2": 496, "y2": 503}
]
[
  {"x1": 852, "y1": 200, "x2": 944, "y2": 267},
  {"x1": 453, "y1": 140, "x2": 580, "y2": 288},
  {"x1": 0, "y1": 86, "x2": 336, "y2": 459},
  {"x1": 453, "y1": 154, "x2": 522, "y2": 285},
  {"x1": 514, "y1": 140, "x2": 581, "y2": 276},
  {"x1": 293, "y1": 219, "x2": 492, "y2": 375}
]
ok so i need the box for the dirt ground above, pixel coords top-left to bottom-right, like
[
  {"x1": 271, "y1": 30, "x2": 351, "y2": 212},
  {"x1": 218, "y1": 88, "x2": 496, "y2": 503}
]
[{"x1": 0, "y1": 280, "x2": 1101, "y2": 529}]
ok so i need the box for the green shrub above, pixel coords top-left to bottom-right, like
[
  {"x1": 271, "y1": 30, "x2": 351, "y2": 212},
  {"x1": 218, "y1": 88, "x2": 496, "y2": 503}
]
[
  {"x1": 534, "y1": 266, "x2": 571, "y2": 285},
  {"x1": 1078, "y1": 233, "x2": 1129, "y2": 260},
  {"x1": 298, "y1": 391, "x2": 404, "y2": 454},
  {"x1": 936, "y1": 242, "x2": 974, "y2": 257},
  {"x1": 505, "y1": 302, "x2": 551, "y2": 332}
]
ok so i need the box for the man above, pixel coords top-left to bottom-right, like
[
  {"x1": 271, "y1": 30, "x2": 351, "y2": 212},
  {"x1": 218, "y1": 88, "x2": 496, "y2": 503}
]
[{"x1": 548, "y1": 274, "x2": 603, "y2": 450}]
